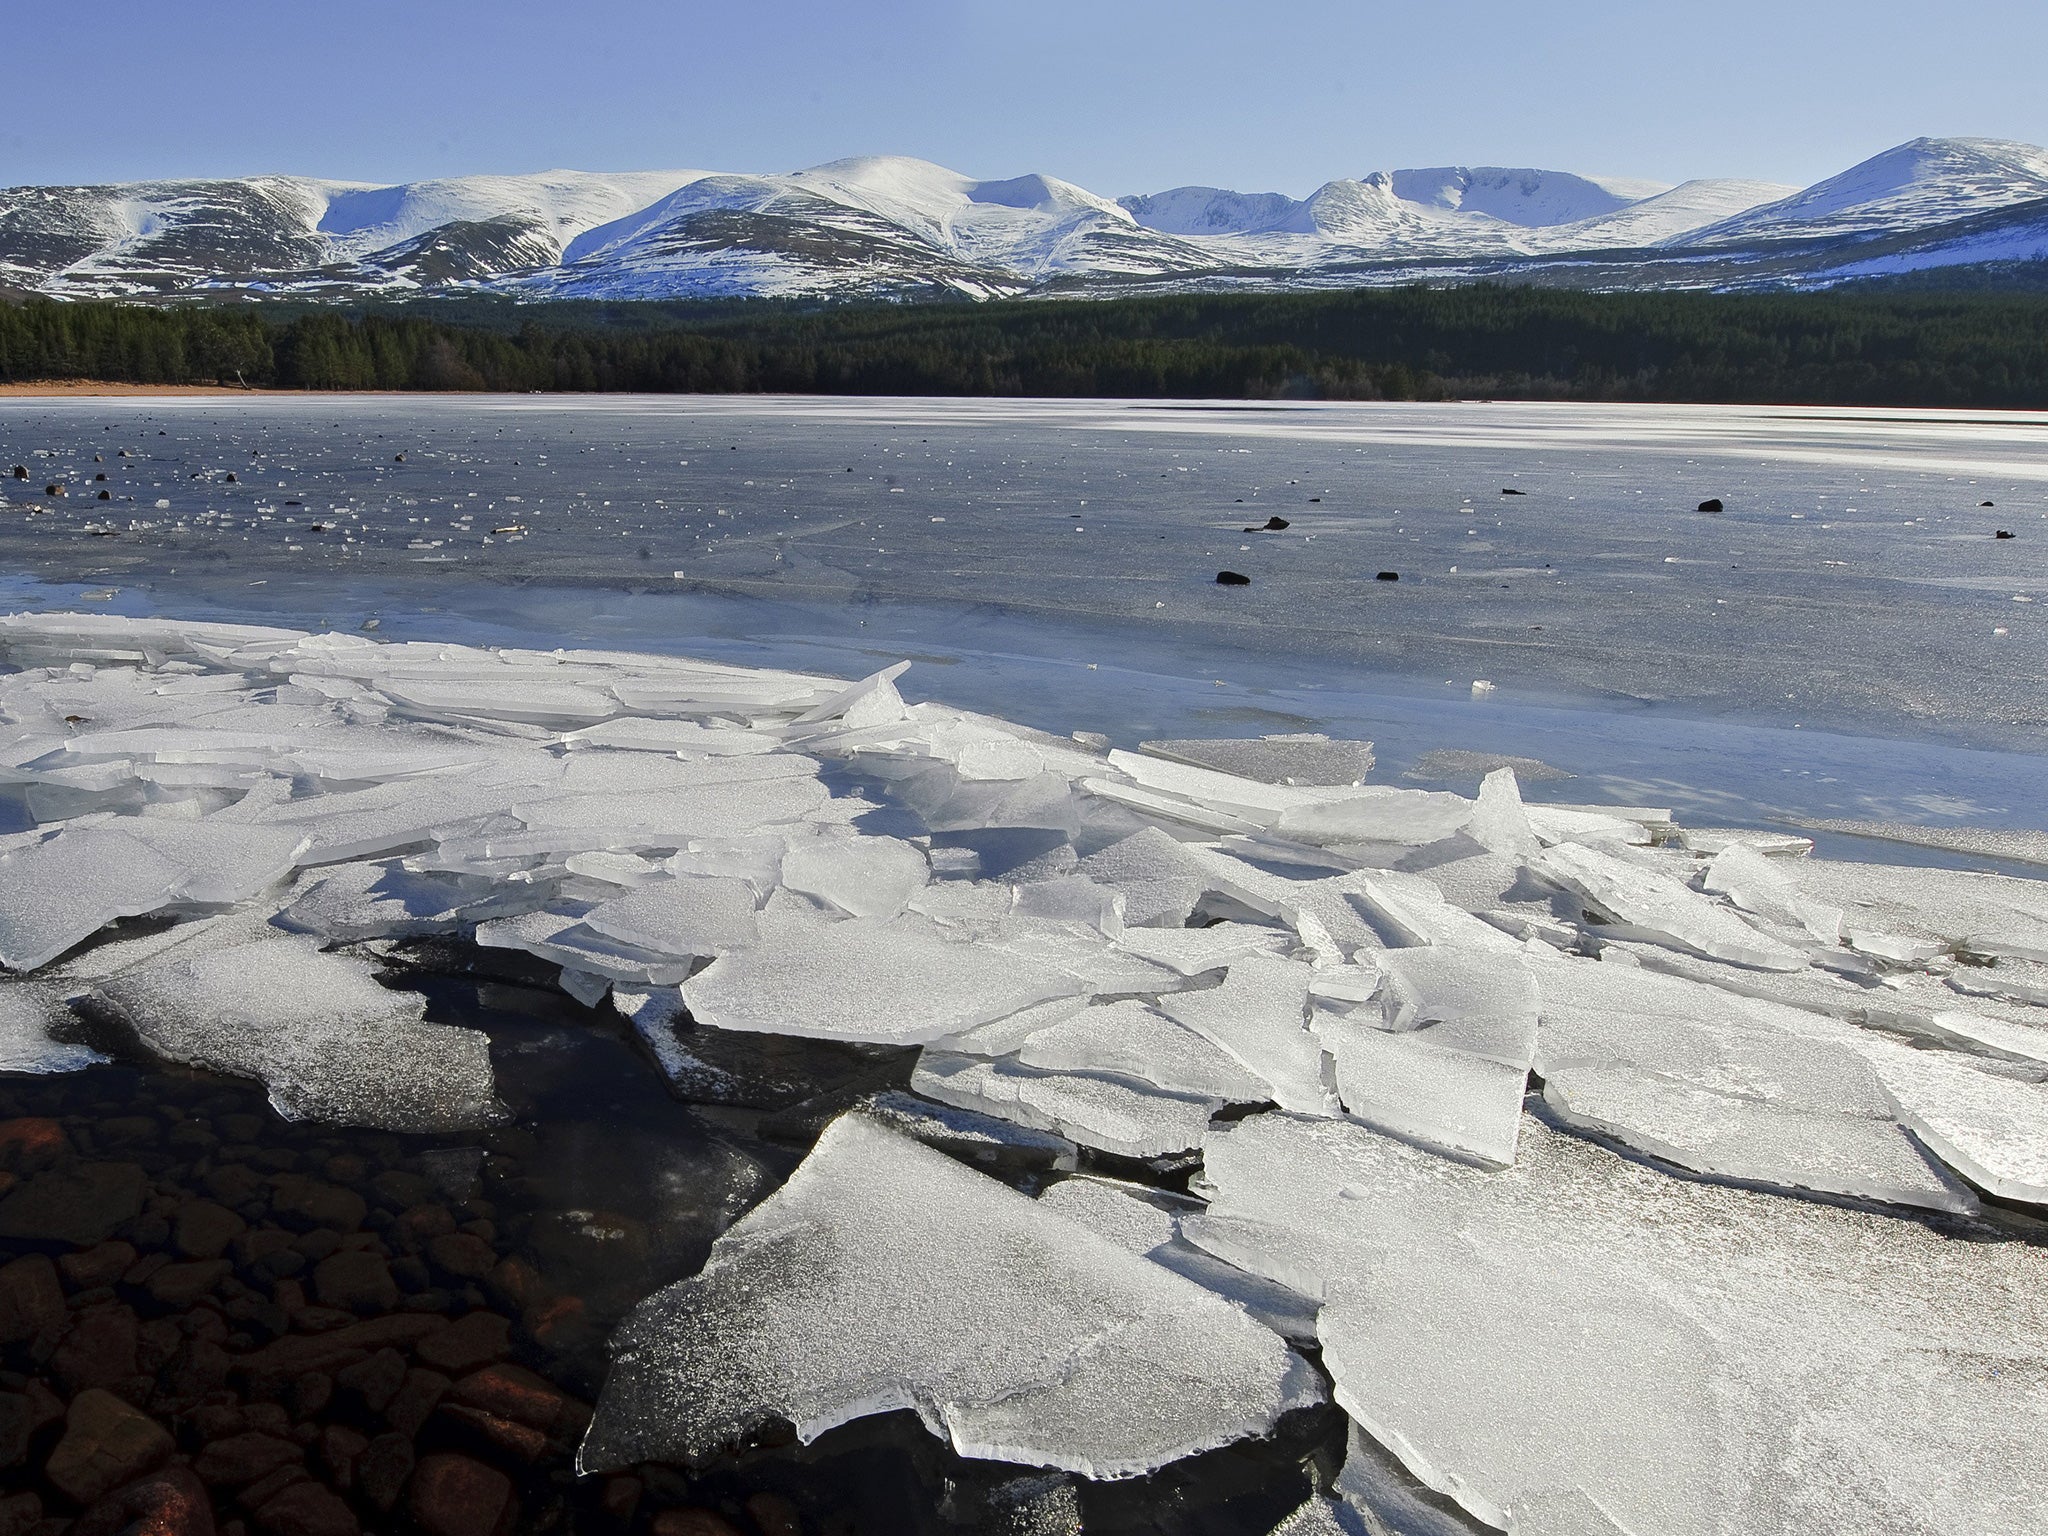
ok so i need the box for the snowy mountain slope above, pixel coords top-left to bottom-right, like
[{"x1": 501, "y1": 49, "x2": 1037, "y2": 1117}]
[
  {"x1": 2, "y1": 138, "x2": 2044, "y2": 303},
  {"x1": 1678, "y1": 137, "x2": 2048, "y2": 246}
]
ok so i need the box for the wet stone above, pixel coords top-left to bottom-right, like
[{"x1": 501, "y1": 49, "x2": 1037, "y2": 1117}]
[
  {"x1": 46, "y1": 1387, "x2": 174, "y2": 1504},
  {"x1": 175, "y1": 1201, "x2": 248, "y2": 1260},
  {"x1": 310, "y1": 1251, "x2": 397, "y2": 1314},
  {"x1": 60, "y1": 1241, "x2": 138, "y2": 1291},
  {"x1": 408, "y1": 1451, "x2": 516, "y2": 1536},
  {"x1": 0, "y1": 1254, "x2": 64, "y2": 1343},
  {"x1": 195, "y1": 1431, "x2": 303, "y2": 1488},
  {"x1": 0, "y1": 1162, "x2": 147, "y2": 1245},
  {"x1": 414, "y1": 1310, "x2": 509, "y2": 1375},
  {"x1": 72, "y1": 1465, "x2": 215, "y2": 1536}
]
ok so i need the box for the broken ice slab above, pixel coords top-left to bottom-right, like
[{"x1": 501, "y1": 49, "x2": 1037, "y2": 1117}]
[
  {"x1": 1849, "y1": 1033, "x2": 2048, "y2": 1204},
  {"x1": 1016, "y1": 1000, "x2": 1273, "y2": 1102},
  {"x1": 1790, "y1": 858, "x2": 2048, "y2": 964},
  {"x1": 858, "y1": 1089, "x2": 1079, "y2": 1173},
  {"x1": 1700, "y1": 842, "x2": 1840, "y2": 944},
  {"x1": 579, "y1": 1113, "x2": 1320, "y2": 1478},
  {"x1": 0, "y1": 825, "x2": 185, "y2": 971},
  {"x1": 929, "y1": 995, "x2": 1090, "y2": 1059},
  {"x1": 1189, "y1": 1112, "x2": 2048, "y2": 1536},
  {"x1": 1376, "y1": 947, "x2": 1539, "y2": 1068},
  {"x1": 1157, "y1": 954, "x2": 1332, "y2": 1115},
  {"x1": 1100, "y1": 752, "x2": 1471, "y2": 848},
  {"x1": 476, "y1": 909, "x2": 700, "y2": 989},
  {"x1": 1137, "y1": 734, "x2": 1375, "y2": 787},
  {"x1": 1036, "y1": 1175, "x2": 1321, "y2": 1343},
  {"x1": 1074, "y1": 827, "x2": 1209, "y2": 928},
  {"x1": 1114, "y1": 921, "x2": 1290, "y2": 977},
  {"x1": 1466, "y1": 767, "x2": 1539, "y2": 860},
  {"x1": 1316, "y1": 1014, "x2": 1529, "y2": 1167},
  {"x1": 1676, "y1": 828, "x2": 1814, "y2": 858},
  {"x1": 1523, "y1": 805, "x2": 1651, "y2": 848},
  {"x1": 582, "y1": 875, "x2": 762, "y2": 956},
  {"x1": 0, "y1": 982, "x2": 106, "y2": 1074},
  {"x1": 559, "y1": 717, "x2": 779, "y2": 755},
  {"x1": 1341, "y1": 869, "x2": 1522, "y2": 952},
  {"x1": 1506, "y1": 1489, "x2": 1634, "y2": 1536},
  {"x1": 780, "y1": 833, "x2": 929, "y2": 919},
  {"x1": 1530, "y1": 841, "x2": 1806, "y2": 971},
  {"x1": 1532, "y1": 953, "x2": 1968, "y2": 1211},
  {"x1": 1264, "y1": 1498, "x2": 1356, "y2": 1536},
  {"x1": 92, "y1": 935, "x2": 502, "y2": 1131},
  {"x1": 277, "y1": 859, "x2": 551, "y2": 942},
  {"x1": 912, "y1": 1051, "x2": 1222, "y2": 1159},
  {"x1": 683, "y1": 895, "x2": 1082, "y2": 1045}
]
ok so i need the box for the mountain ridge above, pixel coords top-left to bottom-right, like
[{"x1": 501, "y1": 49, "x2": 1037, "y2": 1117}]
[{"x1": 4, "y1": 137, "x2": 2046, "y2": 304}]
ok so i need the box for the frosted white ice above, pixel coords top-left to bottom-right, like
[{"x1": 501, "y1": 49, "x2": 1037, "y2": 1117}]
[{"x1": 579, "y1": 1113, "x2": 1320, "y2": 1477}]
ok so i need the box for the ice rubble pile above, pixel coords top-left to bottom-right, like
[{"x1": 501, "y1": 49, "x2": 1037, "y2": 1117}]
[{"x1": 3, "y1": 612, "x2": 2048, "y2": 1530}]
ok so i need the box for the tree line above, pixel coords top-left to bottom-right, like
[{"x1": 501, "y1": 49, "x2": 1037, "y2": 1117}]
[{"x1": 2, "y1": 285, "x2": 2047, "y2": 407}]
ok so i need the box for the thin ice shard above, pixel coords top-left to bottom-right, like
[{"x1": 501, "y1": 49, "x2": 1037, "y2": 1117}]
[
  {"x1": 579, "y1": 1113, "x2": 1320, "y2": 1478},
  {"x1": 1530, "y1": 841, "x2": 1806, "y2": 970}
]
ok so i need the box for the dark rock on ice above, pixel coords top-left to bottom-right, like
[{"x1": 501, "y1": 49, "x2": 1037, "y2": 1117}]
[
  {"x1": 1995, "y1": 529, "x2": 2015, "y2": 538},
  {"x1": 1501, "y1": 487, "x2": 1525, "y2": 495},
  {"x1": 1215, "y1": 570, "x2": 1251, "y2": 586},
  {"x1": 1698, "y1": 498, "x2": 1724, "y2": 512},
  {"x1": 1244, "y1": 516, "x2": 1290, "y2": 531},
  {"x1": 1375, "y1": 570, "x2": 1399, "y2": 581}
]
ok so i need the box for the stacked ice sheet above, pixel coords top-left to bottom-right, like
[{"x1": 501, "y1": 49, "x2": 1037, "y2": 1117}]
[{"x1": 4, "y1": 612, "x2": 2046, "y2": 1526}]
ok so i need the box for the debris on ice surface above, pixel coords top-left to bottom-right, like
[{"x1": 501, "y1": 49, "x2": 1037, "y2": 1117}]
[
  {"x1": 1532, "y1": 952, "x2": 1968, "y2": 1210},
  {"x1": 1138, "y1": 734, "x2": 1376, "y2": 787},
  {"x1": 1530, "y1": 841, "x2": 1807, "y2": 970},
  {"x1": 93, "y1": 935, "x2": 503, "y2": 1131},
  {"x1": 579, "y1": 1113, "x2": 1321, "y2": 1478},
  {"x1": 0, "y1": 982, "x2": 106, "y2": 1074},
  {"x1": 1190, "y1": 1112, "x2": 2048, "y2": 1536}
]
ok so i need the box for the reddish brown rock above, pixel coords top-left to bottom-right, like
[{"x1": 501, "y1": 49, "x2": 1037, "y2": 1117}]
[
  {"x1": 45, "y1": 1388, "x2": 174, "y2": 1504},
  {"x1": 53, "y1": 1303, "x2": 142, "y2": 1394},
  {"x1": 74, "y1": 1464, "x2": 216, "y2": 1536},
  {"x1": 745, "y1": 1493, "x2": 802, "y2": 1536},
  {"x1": 521, "y1": 1293, "x2": 593, "y2": 1354},
  {"x1": 444, "y1": 1362, "x2": 579, "y2": 1433},
  {"x1": 0, "y1": 1116, "x2": 69, "y2": 1173},
  {"x1": 333, "y1": 1348, "x2": 407, "y2": 1414},
  {"x1": 0, "y1": 1492, "x2": 40, "y2": 1536},
  {"x1": 0, "y1": 1254, "x2": 64, "y2": 1344},
  {"x1": 355, "y1": 1432, "x2": 414, "y2": 1513},
  {"x1": 60, "y1": 1242, "x2": 138, "y2": 1292},
  {"x1": 175, "y1": 1201, "x2": 248, "y2": 1260},
  {"x1": 315, "y1": 1424, "x2": 367, "y2": 1489},
  {"x1": 238, "y1": 1313, "x2": 444, "y2": 1385},
  {"x1": 310, "y1": 1251, "x2": 396, "y2": 1314},
  {"x1": 393, "y1": 1205, "x2": 457, "y2": 1249},
  {"x1": 0, "y1": 1161, "x2": 147, "y2": 1245},
  {"x1": 266, "y1": 1177, "x2": 365, "y2": 1233},
  {"x1": 414, "y1": 1310, "x2": 509, "y2": 1375},
  {"x1": 649, "y1": 1511, "x2": 743, "y2": 1536},
  {"x1": 425, "y1": 1232, "x2": 494, "y2": 1282},
  {"x1": 249, "y1": 1480, "x2": 358, "y2": 1536},
  {"x1": 148, "y1": 1260, "x2": 233, "y2": 1307},
  {"x1": 195, "y1": 1431, "x2": 303, "y2": 1488},
  {"x1": 384, "y1": 1368, "x2": 450, "y2": 1437},
  {"x1": 600, "y1": 1477, "x2": 641, "y2": 1524},
  {"x1": 482, "y1": 1255, "x2": 543, "y2": 1314},
  {"x1": 408, "y1": 1452, "x2": 515, "y2": 1536},
  {"x1": 438, "y1": 1401, "x2": 548, "y2": 1461}
]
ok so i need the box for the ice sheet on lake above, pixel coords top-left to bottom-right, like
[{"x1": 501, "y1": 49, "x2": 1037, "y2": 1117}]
[
  {"x1": 1189, "y1": 1112, "x2": 2048, "y2": 1536},
  {"x1": 579, "y1": 1113, "x2": 1320, "y2": 1478},
  {"x1": 93, "y1": 934, "x2": 502, "y2": 1131},
  {"x1": 0, "y1": 982, "x2": 106, "y2": 1074},
  {"x1": 1138, "y1": 734, "x2": 1375, "y2": 787}
]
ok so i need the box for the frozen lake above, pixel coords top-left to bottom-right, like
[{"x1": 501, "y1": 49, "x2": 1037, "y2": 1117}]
[{"x1": 4, "y1": 393, "x2": 2046, "y2": 839}]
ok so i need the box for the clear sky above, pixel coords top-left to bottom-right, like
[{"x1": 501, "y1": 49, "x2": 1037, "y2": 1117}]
[{"x1": 10, "y1": 0, "x2": 2047, "y2": 196}]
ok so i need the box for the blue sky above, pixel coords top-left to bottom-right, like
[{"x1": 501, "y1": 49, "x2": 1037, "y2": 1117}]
[{"x1": 11, "y1": 1, "x2": 2047, "y2": 194}]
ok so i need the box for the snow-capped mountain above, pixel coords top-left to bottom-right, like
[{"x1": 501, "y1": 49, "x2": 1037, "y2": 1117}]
[{"x1": 2, "y1": 137, "x2": 2044, "y2": 305}]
